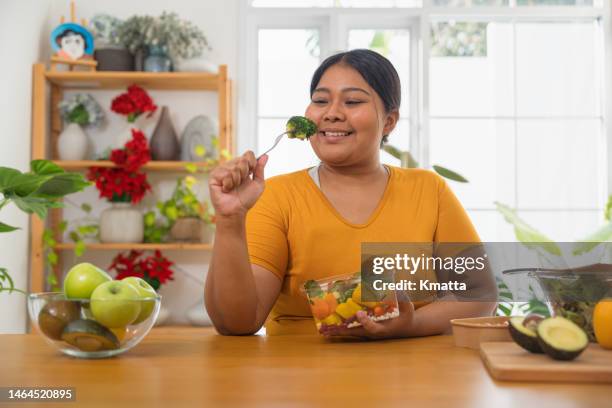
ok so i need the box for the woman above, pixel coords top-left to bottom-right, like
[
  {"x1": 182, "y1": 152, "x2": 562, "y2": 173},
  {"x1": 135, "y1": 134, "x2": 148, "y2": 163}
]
[{"x1": 206, "y1": 49, "x2": 496, "y2": 337}]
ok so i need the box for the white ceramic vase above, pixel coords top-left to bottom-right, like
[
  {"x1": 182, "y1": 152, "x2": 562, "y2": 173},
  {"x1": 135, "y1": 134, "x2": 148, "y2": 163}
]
[
  {"x1": 99, "y1": 202, "x2": 144, "y2": 243},
  {"x1": 58, "y1": 123, "x2": 89, "y2": 160}
]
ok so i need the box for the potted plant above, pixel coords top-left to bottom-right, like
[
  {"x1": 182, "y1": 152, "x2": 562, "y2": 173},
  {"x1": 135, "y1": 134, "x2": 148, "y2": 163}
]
[
  {"x1": 144, "y1": 176, "x2": 215, "y2": 244},
  {"x1": 57, "y1": 94, "x2": 104, "y2": 160},
  {"x1": 87, "y1": 130, "x2": 151, "y2": 243},
  {"x1": 117, "y1": 12, "x2": 209, "y2": 72},
  {"x1": 0, "y1": 160, "x2": 90, "y2": 293},
  {"x1": 90, "y1": 14, "x2": 134, "y2": 71}
]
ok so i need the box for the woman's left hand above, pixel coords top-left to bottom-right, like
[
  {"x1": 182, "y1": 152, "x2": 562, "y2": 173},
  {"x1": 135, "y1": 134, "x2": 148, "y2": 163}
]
[{"x1": 323, "y1": 301, "x2": 418, "y2": 340}]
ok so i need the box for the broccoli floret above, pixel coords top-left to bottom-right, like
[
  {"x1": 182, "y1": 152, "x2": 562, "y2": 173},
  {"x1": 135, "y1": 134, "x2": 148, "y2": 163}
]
[{"x1": 286, "y1": 116, "x2": 317, "y2": 140}]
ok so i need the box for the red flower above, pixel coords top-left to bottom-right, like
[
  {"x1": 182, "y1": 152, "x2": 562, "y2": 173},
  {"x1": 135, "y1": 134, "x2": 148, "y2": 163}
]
[
  {"x1": 88, "y1": 130, "x2": 151, "y2": 204},
  {"x1": 109, "y1": 250, "x2": 175, "y2": 290},
  {"x1": 111, "y1": 85, "x2": 157, "y2": 122}
]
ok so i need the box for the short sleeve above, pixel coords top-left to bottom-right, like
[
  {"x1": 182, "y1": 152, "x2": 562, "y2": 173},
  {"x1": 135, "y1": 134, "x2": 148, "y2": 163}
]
[
  {"x1": 434, "y1": 176, "x2": 480, "y2": 243},
  {"x1": 245, "y1": 183, "x2": 289, "y2": 280}
]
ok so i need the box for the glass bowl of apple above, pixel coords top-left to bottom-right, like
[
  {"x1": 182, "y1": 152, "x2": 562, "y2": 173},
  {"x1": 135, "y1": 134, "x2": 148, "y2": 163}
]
[{"x1": 27, "y1": 262, "x2": 161, "y2": 359}]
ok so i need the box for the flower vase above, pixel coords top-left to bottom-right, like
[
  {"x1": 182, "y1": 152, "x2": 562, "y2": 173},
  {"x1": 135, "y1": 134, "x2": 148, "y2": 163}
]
[
  {"x1": 58, "y1": 123, "x2": 89, "y2": 160},
  {"x1": 144, "y1": 45, "x2": 172, "y2": 72},
  {"x1": 150, "y1": 106, "x2": 180, "y2": 160},
  {"x1": 99, "y1": 202, "x2": 144, "y2": 243}
]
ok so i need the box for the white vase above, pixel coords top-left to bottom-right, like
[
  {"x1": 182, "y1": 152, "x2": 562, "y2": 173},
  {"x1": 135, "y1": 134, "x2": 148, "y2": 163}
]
[
  {"x1": 99, "y1": 202, "x2": 144, "y2": 243},
  {"x1": 58, "y1": 123, "x2": 89, "y2": 160}
]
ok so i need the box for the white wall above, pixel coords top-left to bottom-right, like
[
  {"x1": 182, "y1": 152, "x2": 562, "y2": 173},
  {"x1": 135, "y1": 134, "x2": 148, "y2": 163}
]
[
  {"x1": 0, "y1": 0, "x2": 55, "y2": 333},
  {"x1": 0, "y1": 0, "x2": 240, "y2": 332}
]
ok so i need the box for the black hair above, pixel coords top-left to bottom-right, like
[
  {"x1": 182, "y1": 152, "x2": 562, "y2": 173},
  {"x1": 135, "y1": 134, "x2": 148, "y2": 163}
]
[
  {"x1": 309, "y1": 49, "x2": 401, "y2": 146},
  {"x1": 55, "y1": 29, "x2": 88, "y2": 50}
]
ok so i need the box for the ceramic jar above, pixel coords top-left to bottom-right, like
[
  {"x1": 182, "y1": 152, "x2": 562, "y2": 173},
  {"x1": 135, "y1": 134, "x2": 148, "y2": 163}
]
[
  {"x1": 99, "y1": 202, "x2": 144, "y2": 243},
  {"x1": 169, "y1": 217, "x2": 214, "y2": 243}
]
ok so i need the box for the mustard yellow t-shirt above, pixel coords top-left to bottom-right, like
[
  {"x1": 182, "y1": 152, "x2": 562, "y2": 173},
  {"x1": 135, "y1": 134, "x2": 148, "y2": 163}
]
[{"x1": 245, "y1": 165, "x2": 480, "y2": 335}]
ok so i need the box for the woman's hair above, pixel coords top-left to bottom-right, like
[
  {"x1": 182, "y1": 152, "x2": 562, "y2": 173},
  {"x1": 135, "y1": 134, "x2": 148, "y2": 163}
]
[{"x1": 309, "y1": 49, "x2": 401, "y2": 146}]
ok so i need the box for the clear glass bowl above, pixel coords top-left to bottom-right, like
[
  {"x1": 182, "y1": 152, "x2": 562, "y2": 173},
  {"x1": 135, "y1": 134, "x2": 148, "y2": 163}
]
[
  {"x1": 530, "y1": 269, "x2": 612, "y2": 342},
  {"x1": 28, "y1": 292, "x2": 161, "y2": 358},
  {"x1": 303, "y1": 273, "x2": 399, "y2": 335},
  {"x1": 504, "y1": 264, "x2": 612, "y2": 342}
]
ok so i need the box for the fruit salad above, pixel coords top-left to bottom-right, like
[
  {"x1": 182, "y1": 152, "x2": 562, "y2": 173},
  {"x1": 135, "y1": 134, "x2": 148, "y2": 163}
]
[{"x1": 303, "y1": 274, "x2": 399, "y2": 335}]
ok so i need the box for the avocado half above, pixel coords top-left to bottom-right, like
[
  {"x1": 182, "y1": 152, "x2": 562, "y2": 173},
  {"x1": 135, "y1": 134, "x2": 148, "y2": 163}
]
[
  {"x1": 509, "y1": 316, "x2": 544, "y2": 354},
  {"x1": 61, "y1": 319, "x2": 120, "y2": 352},
  {"x1": 38, "y1": 300, "x2": 81, "y2": 340},
  {"x1": 536, "y1": 317, "x2": 588, "y2": 361}
]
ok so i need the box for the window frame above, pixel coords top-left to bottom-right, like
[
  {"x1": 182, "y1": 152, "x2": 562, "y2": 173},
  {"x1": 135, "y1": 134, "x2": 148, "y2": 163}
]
[{"x1": 239, "y1": 0, "x2": 611, "y2": 205}]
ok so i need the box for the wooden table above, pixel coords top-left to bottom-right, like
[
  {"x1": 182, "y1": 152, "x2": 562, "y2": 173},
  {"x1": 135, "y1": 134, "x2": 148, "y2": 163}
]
[{"x1": 0, "y1": 327, "x2": 609, "y2": 407}]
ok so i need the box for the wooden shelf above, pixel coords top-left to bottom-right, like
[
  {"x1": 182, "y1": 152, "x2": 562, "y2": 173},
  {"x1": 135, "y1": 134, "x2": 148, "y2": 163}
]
[
  {"x1": 54, "y1": 242, "x2": 212, "y2": 251},
  {"x1": 54, "y1": 160, "x2": 216, "y2": 172},
  {"x1": 45, "y1": 70, "x2": 220, "y2": 90}
]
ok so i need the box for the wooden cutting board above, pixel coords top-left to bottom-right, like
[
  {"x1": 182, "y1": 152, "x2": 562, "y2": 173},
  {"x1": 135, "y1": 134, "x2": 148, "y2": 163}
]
[{"x1": 480, "y1": 341, "x2": 612, "y2": 383}]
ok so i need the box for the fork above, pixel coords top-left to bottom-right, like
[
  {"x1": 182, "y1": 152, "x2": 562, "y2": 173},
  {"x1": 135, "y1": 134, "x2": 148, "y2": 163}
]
[{"x1": 257, "y1": 131, "x2": 289, "y2": 160}]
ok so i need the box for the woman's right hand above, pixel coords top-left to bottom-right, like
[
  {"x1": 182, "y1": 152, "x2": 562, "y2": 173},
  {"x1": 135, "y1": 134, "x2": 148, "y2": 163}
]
[{"x1": 208, "y1": 151, "x2": 268, "y2": 218}]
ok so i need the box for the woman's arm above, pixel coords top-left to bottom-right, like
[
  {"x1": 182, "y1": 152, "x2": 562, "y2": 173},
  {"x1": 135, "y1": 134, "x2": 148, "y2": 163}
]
[
  {"x1": 205, "y1": 215, "x2": 281, "y2": 335},
  {"x1": 205, "y1": 152, "x2": 281, "y2": 335}
]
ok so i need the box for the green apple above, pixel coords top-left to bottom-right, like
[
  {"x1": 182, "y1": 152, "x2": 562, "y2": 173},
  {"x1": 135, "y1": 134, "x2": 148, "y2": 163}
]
[
  {"x1": 90, "y1": 280, "x2": 141, "y2": 328},
  {"x1": 63, "y1": 262, "x2": 112, "y2": 299},
  {"x1": 122, "y1": 277, "x2": 157, "y2": 324}
]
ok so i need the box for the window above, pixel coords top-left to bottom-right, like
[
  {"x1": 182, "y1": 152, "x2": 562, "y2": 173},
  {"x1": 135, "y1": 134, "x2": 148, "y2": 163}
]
[{"x1": 242, "y1": 0, "x2": 608, "y2": 241}]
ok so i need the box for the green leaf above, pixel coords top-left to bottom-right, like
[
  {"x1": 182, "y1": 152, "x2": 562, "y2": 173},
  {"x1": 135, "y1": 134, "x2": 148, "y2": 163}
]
[
  {"x1": 0, "y1": 221, "x2": 19, "y2": 233},
  {"x1": 0, "y1": 167, "x2": 21, "y2": 192},
  {"x1": 10, "y1": 173, "x2": 51, "y2": 197},
  {"x1": 34, "y1": 173, "x2": 90, "y2": 198},
  {"x1": 75, "y1": 241, "x2": 86, "y2": 257},
  {"x1": 42, "y1": 229, "x2": 56, "y2": 247},
  {"x1": 59, "y1": 220, "x2": 68, "y2": 232},
  {"x1": 495, "y1": 202, "x2": 561, "y2": 256},
  {"x1": 76, "y1": 225, "x2": 98, "y2": 236},
  {"x1": 573, "y1": 222, "x2": 612, "y2": 255},
  {"x1": 46, "y1": 251, "x2": 58, "y2": 266},
  {"x1": 185, "y1": 163, "x2": 198, "y2": 174},
  {"x1": 433, "y1": 165, "x2": 468, "y2": 183},
  {"x1": 11, "y1": 196, "x2": 50, "y2": 219},
  {"x1": 497, "y1": 304, "x2": 512, "y2": 316},
  {"x1": 81, "y1": 203, "x2": 92, "y2": 213},
  {"x1": 605, "y1": 195, "x2": 612, "y2": 222},
  {"x1": 194, "y1": 145, "x2": 206, "y2": 157},
  {"x1": 69, "y1": 231, "x2": 80, "y2": 242},
  {"x1": 68, "y1": 104, "x2": 89, "y2": 126},
  {"x1": 382, "y1": 144, "x2": 402, "y2": 160},
  {"x1": 46, "y1": 272, "x2": 58, "y2": 287},
  {"x1": 30, "y1": 160, "x2": 64, "y2": 176}
]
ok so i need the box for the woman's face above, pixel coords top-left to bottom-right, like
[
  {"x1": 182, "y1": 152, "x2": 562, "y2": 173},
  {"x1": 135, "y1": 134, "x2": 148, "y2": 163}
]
[{"x1": 305, "y1": 63, "x2": 397, "y2": 167}]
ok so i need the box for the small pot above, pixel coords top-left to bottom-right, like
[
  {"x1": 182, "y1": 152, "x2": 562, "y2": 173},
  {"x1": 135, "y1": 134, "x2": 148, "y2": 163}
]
[
  {"x1": 169, "y1": 217, "x2": 214, "y2": 243},
  {"x1": 100, "y1": 202, "x2": 143, "y2": 243},
  {"x1": 94, "y1": 48, "x2": 134, "y2": 71}
]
